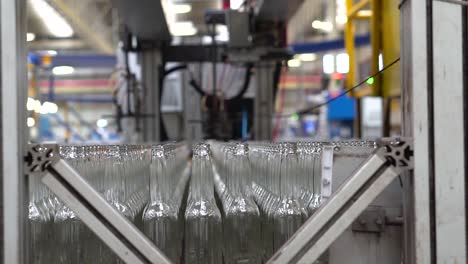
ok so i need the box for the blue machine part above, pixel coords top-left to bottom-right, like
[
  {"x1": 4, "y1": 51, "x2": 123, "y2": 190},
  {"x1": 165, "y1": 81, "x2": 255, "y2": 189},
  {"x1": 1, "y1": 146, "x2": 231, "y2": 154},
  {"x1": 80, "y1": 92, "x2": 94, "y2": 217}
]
[{"x1": 327, "y1": 92, "x2": 356, "y2": 121}]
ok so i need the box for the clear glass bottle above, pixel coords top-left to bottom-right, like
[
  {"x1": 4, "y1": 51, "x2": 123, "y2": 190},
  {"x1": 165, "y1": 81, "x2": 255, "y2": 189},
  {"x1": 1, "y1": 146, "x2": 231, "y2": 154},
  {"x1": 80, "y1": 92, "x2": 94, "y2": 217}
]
[
  {"x1": 249, "y1": 143, "x2": 281, "y2": 261},
  {"x1": 222, "y1": 143, "x2": 262, "y2": 264},
  {"x1": 142, "y1": 145, "x2": 180, "y2": 263},
  {"x1": 54, "y1": 146, "x2": 85, "y2": 264},
  {"x1": 29, "y1": 146, "x2": 55, "y2": 264},
  {"x1": 184, "y1": 143, "x2": 223, "y2": 264},
  {"x1": 273, "y1": 142, "x2": 306, "y2": 251},
  {"x1": 307, "y1": 145, "x2": 322, "y2": 214}
]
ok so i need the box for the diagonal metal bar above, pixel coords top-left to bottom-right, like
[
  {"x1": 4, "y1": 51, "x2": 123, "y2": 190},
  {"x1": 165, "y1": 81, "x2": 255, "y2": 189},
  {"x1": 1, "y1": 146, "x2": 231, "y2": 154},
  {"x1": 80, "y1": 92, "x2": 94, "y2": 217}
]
[
  {"x1": 267, "y1": 149, "x2": 397, "y2": 264},
  {"x1": 48, "y1": 160, "x2": 172, "y2": 264},
  {"x1": 25, "y1": 144, "x2": 172, "y2": 264},
  {"x1": 297, "y1": 167, "x2": 399, "y2": 263},
  {"x1": 42, "y1": 170, "x2": 145, "y2": 263}
]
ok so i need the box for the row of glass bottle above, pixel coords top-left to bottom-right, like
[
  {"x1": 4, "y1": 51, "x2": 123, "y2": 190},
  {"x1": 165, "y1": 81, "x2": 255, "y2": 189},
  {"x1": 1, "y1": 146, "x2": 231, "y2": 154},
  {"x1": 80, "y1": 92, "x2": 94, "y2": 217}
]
[
  {"x1": 28, "y1": 141, "x2": 323, "y2": 264},
  {"x1": 210, "y1": 141, "x2": 323, "y2": 263}
]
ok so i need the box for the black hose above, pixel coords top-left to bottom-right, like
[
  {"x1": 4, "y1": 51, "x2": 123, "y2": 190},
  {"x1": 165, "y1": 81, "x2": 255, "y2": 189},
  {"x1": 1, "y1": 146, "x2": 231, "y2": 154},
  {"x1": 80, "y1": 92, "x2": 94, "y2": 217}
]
[
  {"x1": 164, "y1": 64, "x2": 188, "y2": 77},
  {"x1": 162, "y1": 63, "x2": 253, "y2": 100},
  {"x1": 159, "y1": 62, "x2": 168, "y2": 141}
]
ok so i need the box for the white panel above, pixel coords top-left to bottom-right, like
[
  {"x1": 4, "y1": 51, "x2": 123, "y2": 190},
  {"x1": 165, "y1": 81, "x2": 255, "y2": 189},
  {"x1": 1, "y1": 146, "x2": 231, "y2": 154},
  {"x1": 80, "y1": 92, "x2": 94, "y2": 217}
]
[
  {"x1": 407, "y1": 0, "x2": 432, "y2": 262},
  {"x1": 433, "y1": 2, "x2": 466, "y2": 263},
  {"x1": 320, "y1": 146, "x2": 334, "y2": 201}
]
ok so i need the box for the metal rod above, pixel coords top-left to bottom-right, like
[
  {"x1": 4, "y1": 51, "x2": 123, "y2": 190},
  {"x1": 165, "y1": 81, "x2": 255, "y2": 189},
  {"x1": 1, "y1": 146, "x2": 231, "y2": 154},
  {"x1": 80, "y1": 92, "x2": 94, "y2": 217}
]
[
  {"x1": 347, "y1": 0, "x2": 371, "y2": 18},
  {"x1": 370, "y1": 0, "x2": 381, "y2": 96},
  {"x1": 345, "y1": 0, "x2": 357, "y2": 90}
]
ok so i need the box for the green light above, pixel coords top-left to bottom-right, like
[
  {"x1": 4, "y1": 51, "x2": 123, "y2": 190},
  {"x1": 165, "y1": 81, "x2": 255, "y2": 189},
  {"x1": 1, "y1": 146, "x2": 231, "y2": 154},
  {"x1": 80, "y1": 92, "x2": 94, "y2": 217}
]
[
  {"x1": 291, "y1": 113, "x2": 300, "y2": 121},
  {"x1": 366, "y1": 77, "x2": 375, "y2": 85}
]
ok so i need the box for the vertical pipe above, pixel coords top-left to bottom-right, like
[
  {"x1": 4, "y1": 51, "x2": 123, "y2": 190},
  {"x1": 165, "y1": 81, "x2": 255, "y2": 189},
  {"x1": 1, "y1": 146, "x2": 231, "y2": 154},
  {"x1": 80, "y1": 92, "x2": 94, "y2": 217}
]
[
  {"x1": 345, "y1": 0, "x2": 356, "y2": 91},
  {"x1": 370, "y1": 0, "x2": 381, "y2": 96}
]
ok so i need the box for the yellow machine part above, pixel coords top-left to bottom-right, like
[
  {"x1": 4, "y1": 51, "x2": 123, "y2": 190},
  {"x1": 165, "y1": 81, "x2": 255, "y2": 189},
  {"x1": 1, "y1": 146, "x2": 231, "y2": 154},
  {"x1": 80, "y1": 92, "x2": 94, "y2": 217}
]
[
  {"x1": 380, "y1": 0, "x2": 401, "y2": 97},
  {"x1": 346, "y1": 0, "x2": 401, "y2": 98}
]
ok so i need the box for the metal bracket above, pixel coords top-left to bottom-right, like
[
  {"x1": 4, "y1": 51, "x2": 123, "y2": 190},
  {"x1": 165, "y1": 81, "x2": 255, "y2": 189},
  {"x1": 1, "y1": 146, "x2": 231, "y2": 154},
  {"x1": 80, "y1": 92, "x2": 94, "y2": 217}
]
[
  {"x1": 25, "y1": 144, "x2": 172, "y2": 264},
  {"x1": 379, "y1": 137, "x2": 414, "y2": 170},
  {"x1": 24, "y1": 144, "x2": 60, "y2": 177},
  {"x1": 352, "y1": 207, "x2": 386, "y2": 234}
]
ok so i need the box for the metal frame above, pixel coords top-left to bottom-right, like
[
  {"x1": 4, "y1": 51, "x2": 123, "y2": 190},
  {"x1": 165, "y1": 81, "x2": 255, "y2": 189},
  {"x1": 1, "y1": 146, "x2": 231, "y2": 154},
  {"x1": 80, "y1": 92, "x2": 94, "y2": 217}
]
[
  {"x1": 400, "y1": 0, "x2": 432, "y2": 262},
  {"x1": 141, "y1": 49, "x2": 162, "y2": 142},
  {"x1": 254, "y1": 61, "x2": 275, "y2": 140},
  {"x1": 267, "y1": 140, "x2": 413, "y2": 264},
  {"x1": 1, "y1": 0, "x2": 28, "y2": 263},
  {"x1": 25, "y1": 145, "x2": 172, "y2": 264},
  {"x1": 432, "y1": 1, "x2": 467, "y2": 261},
  {"x1": 400, "y1": 0, "x2": 468, "y2": 263}
]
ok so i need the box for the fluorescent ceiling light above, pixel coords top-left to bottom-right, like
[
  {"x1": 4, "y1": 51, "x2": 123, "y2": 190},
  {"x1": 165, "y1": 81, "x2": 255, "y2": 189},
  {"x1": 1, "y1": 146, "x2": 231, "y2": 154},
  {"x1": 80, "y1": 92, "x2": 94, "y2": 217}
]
[
  {"x1": 27, "y1": 97, "x2": 36, "y2": 111},
  {"x1": 30, "y1": 100, "x2": 58, "y2": 114},
  {"x1": 26, "y1": 98, "x2": 42, "y2": 113},
  {"x1": 27, "y1": 117, "x2": 36, "y2": 128},
  {"x1": 323, "y1": 54, "x2": 335, "y2": 74},
  {"x1": 172, "y1": 4, "x2": 192, "y2": 14},
  {"x1": 379, "y1": 53, "x2": 383, "y2": 71},
  {"x1": 46, "y1": 50, "x2": 58, "y2": 56},
  {"x1": 336, "y1": 15, "x2": 348, "y2": 25},
  {"x1": 358, "y1": 10, "x2": 372, "y2": 17},
  {"x1": 170, "y1": 21, "x2": 197, "y2": 36},
  {"x1": 42, "y1": 101, "x2": 58, "y2": 114},
  {"x1": 312, "y1": 20, "x2": 333, "y2": 32},
  {"x1": 296, "y1": 53, "x2": 317, "y2": 62},
  {"x1": 230, "y1": 0, "x2": 245, "y2": 9},
  {"x1": 30, "y1": 0, "x2": 74, "y2": 38},
  {"x1": 27, "y1": 33, "x2": 36, "y2": 42},
  {"x1": 52, "y1": 66, "x2": 74, "y2": 75},
  {"x1": 336, "y1": 53, "x2": 349, "y2": 74},
  {"x1": 32, "y1": 100, "x2": 42, "y2": 113},
  {"x1": 97, "y1": 119, "x2": 108, "y2": 128},
  {"x1": 288, "y1": 59, "x2": 302, "y2": 68}
]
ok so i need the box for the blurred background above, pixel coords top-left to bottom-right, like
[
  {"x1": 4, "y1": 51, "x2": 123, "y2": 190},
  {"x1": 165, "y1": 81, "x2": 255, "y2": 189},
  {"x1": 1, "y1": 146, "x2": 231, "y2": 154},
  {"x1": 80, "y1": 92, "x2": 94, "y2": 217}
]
[{"x1": 25, "y1": 0, "x2": 401, "y2": 144}]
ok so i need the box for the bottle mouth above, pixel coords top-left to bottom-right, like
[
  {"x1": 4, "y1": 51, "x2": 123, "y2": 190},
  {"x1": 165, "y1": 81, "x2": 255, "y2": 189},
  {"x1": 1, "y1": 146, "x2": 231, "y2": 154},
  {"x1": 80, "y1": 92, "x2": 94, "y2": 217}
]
[
  {"x1": 280, "y1": 142, "x2": 298, "y2": 155},
  {"x1": 233, "y1": 143, "x2": 249, "y2": 156},
  {"x1": 193, "y1": 143, "x2": 211, "y2": 157}
]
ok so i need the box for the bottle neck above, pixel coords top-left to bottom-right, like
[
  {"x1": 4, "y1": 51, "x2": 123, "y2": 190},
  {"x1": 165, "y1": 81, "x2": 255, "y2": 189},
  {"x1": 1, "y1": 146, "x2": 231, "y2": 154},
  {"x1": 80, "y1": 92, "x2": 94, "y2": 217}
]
[
  {"x1": 150, "y1": 158, "x2": 172, "y2": 203},
  {"x1": 280, "y1": 152, "x2": 299, "y2": 200},
  {"x1": 191, "y1": 154, "x2": 215, "y2": 201},
  {"x1": 227, "y1": 153, "x2": 251, "y2": 198}
]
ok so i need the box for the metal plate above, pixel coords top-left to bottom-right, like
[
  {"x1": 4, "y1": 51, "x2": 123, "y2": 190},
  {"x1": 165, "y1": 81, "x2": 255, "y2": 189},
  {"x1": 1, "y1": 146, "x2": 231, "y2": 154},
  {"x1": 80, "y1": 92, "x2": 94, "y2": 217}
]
[{"x1": 352, "y1": 207, "x2": 386, "y2": 233}]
